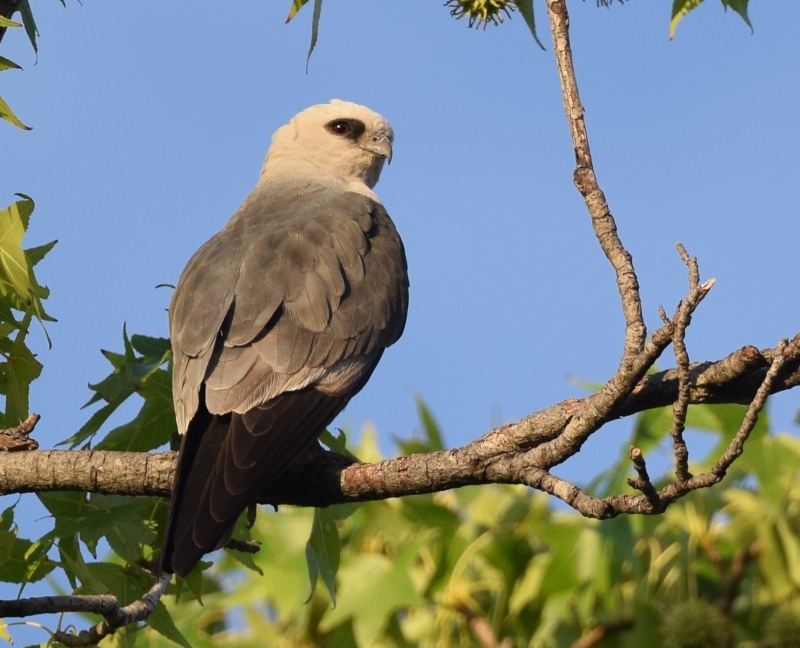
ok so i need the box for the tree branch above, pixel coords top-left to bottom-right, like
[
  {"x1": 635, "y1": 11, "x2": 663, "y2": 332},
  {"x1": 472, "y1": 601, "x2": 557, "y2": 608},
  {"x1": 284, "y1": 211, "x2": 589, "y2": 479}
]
[
  {"x1": 669, "y1": 244, "x2": 706, "y2": 483},
  {"x1": 0, "y1": 575, "x2": 169, "y2": 647},
  {"x1": 545, "y1": 0, "x2": 645, "y2": 362},
  {"x1": 0, "y1": 336, "x2": 795, "y2": 509}
]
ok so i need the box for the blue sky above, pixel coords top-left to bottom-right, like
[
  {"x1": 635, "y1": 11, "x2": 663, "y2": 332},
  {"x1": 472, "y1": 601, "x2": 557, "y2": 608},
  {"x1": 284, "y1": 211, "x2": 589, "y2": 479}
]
[{"x1": 2, "y1": 0, "x2": 799, "y2": 526}]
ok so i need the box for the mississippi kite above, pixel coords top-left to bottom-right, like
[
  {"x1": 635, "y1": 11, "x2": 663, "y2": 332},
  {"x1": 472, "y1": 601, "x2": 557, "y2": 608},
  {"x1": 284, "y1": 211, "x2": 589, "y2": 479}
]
[{"x1": 158, "y1": 100, "x2": 408, "y2": 577}]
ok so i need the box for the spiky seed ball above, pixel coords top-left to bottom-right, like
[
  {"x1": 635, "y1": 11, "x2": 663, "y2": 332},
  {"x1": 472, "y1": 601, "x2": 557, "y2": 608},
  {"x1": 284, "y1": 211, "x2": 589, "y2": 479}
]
[
  {"x1": 445, "y1": 0, "x2": 518, "y2": 29},
  {"x1": 764, "y1": 600, "x2": 800, "y2": 648},
  {"x1": 659, "y1": 600, "x2": 732, "y2": 648}
]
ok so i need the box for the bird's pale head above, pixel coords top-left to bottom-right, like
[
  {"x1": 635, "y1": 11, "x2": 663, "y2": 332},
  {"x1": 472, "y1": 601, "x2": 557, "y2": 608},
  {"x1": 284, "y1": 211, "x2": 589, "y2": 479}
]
[{"x1": 261, "y1": 100, "x2": 394, "y2": 189}]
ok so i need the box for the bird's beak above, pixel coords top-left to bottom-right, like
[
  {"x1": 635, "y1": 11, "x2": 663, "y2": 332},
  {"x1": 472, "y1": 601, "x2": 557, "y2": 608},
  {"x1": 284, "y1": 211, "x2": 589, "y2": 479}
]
[{"x1": 361, "y1": 135, "x2": 393, "y2": 165}]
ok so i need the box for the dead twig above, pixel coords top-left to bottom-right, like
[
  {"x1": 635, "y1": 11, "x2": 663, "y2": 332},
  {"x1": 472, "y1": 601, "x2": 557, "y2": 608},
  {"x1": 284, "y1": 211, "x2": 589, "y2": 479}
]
[
  {"x1": 569, "y1": 620, "x2": 634, "y2": 648},
  {"x1": 668, "y1": 244, "x2": 709, "y2": 483},
  {"x1": 627, "y1": 446, "x2": 662, "y2": 512},
  {"x1": 0, "y1": 413, "x2": 40, "y2": 452}
]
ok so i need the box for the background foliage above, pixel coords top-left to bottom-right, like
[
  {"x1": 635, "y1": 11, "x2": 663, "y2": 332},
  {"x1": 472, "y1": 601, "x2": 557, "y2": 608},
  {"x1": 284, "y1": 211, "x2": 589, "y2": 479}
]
[{"x1": 4, "y1": 363, "x2": 800, "y2": 647}]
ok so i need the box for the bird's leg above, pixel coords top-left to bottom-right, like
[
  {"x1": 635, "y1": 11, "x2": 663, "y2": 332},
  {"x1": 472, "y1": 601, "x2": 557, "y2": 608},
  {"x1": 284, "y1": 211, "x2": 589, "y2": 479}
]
[{"x1": 246, "y1": 502, "x2": 258, "y2": 529}]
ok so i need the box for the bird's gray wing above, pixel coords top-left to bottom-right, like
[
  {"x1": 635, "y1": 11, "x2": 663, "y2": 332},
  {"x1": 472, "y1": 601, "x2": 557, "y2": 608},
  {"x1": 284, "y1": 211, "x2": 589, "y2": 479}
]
[{"x1": 160, "y1": 182, "x2": 407, "y2": 576}]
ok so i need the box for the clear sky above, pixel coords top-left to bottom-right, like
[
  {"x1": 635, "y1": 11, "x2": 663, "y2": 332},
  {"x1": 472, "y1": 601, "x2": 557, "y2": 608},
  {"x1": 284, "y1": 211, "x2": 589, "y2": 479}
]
[{"x1": 2, "y1": 0, "x2": 799, "y2": 531}]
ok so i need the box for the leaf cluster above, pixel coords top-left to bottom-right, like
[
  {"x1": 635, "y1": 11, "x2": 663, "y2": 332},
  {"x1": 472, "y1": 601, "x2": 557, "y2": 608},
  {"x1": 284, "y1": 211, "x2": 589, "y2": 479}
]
[
  {"x1": 0, "y1": 196, "x2": 54, "y2": 427},
  {"x1": 670, "y1": 0, "x2": 752, "y2": 38},
  {"x1": 0, "y1": 0, "x2": 37, "y2": 130}
]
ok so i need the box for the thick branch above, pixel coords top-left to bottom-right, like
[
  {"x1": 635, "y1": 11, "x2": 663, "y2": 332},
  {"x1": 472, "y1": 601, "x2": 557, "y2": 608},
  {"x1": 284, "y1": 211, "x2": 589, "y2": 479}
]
[{"x1": 0, "y1": 338, "x2": 796, "y2": 508}]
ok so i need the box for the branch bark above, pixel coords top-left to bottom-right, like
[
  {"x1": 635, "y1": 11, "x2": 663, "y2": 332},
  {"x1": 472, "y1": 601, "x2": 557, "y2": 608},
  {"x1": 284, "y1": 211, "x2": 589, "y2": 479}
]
[{"x1": 0, "y1": 336, "x2": 796, "y2": 509}]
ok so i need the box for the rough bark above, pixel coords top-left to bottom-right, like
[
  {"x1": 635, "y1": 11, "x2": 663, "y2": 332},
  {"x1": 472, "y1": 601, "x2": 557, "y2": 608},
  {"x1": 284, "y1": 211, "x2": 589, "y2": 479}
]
[{"x1": 0, "y1": 339, "x2": 796, "y2": 512}]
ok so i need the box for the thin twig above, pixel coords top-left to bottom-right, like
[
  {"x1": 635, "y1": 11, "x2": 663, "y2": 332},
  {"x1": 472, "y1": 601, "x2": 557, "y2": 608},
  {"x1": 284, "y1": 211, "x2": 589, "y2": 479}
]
[
  {"x1": 224, "y1": 538, "x2": 261, "y2": 554},
  {"x1": 545, "y1": 0, "x2": 645, "y2": 361},
  {"x1": 718, "y1": 542, "x2": 760, "y2": 615},
  {"x1": 669, "y1": 244, "x2": 707, "y2": 483},
  {"x1": 0, "y1": 575, "x2": 172, "y2": 647},
  {"x1": 54, "y1": 575, "x2": 169, "y2": 647},
  {"x1": 454, "y1": 602, "x2": 513, "y2": 648},
  {"x1": 627, "y1": 446, "x2": 662, "y2": 512},
  {"x1": 569, "y1": 620, "x2": 634, "y2": 648},
  {"x1": 709, "y1": 340, "x2": 788, "y2": 477},
  {"x1": 0, "y1": 413, "x2": 40, "y2": 452}
]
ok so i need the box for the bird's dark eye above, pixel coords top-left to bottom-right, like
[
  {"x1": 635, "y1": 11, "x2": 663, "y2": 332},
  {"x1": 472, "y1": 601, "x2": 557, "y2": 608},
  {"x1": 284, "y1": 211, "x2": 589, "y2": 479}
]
[{"x1": 329, "y1": 120, "x2": 352, "y2": 136}]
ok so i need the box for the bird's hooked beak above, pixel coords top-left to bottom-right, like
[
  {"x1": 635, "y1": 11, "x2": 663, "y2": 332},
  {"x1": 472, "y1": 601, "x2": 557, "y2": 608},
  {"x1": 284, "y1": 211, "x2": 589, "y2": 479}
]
[{"x1": 360, "y1": 134, "x2": 393, "y2": 165}]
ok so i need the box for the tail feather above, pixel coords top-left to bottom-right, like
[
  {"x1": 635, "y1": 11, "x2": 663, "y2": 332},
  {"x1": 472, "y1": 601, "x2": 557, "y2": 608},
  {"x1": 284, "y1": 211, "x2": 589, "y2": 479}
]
[{"x1": 157, "y1": 386, "x2": 347, "y2": 578}]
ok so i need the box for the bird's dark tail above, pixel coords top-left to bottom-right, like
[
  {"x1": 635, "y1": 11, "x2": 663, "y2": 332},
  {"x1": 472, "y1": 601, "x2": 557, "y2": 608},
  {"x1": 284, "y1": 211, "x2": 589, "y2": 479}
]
[{"x1": 156, "y1": 387, "x2": 347, "y2": 578}]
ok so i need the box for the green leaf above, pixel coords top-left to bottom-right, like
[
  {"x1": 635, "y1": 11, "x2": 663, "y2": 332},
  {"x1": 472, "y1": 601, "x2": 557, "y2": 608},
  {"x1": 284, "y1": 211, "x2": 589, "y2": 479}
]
[
  {"x1": 87, "y1": 340, "x2": 168, "y2": 405},
  {"x1": 305, "y1": 506, "x2": 341, "y2": 604},
  {"x1": 740, "y1": 435, "x2": 800, "y2": 507},
  {"x1": 0, "y1": 56, "x2": 22, "y2": 72},
  {"x1": 178, "y1": 563, "x2": 207, "y2": 604},
  {"x1": 0, "y1": 198, "x2": 53, "y2": 329},
  {"x1": 305, "y1": 0, "x2": 323, "y2": 72},
  {"x1": 4, "y1": 311, "x2": 42, "y2": 425},
  {"x1": 321, "y1": 533, "x2": 426, "y2": 645},
  {"x1": 721, "y1": 0, "x2": 752, "y2": 32},
  {"x1": 0, "y1": 200, "x2": 36, "y2": 299},
  {"x1": 0, "y1": 528, "x2": 16, "y2": 566},
  {"x1": 16, "y1": 0, "x2": 38, "y2": 54},
  {"x1": 130, "y1": 334, "x2": 171, "y2": 359},
  {"x1": 95, "y1": 369, "x2": 176, "y2": 452},
  {"x1": 67, "y1": 328, "x2": 172, "y2": 448},
  {"x1": 0, "y1": 505, "x2": 15, "y2": 532},
  {"x1": 671, "y1": 0, "x2": 752, "y2": 38},
  {"x1": 396, "y1": 396, "x2": 446, "y2": 455},
  {"x1": 74, "y1": 562, "x2": 152, "y2": 604},
  {"x1": 39, "y1": 492, "x2": 159, "y2": 564},
  {"x1": 114, "y1": 624, "x2": 141, "y2": 648},
  {"x1": 516, "y1": 0, "x2": 546, "y2": 50},
  {"x1": 146, "y1": 601, "x2": 192, "y2": 648},
  {"x1": 25, "y1": 240, "x2": 56, "y2": 267},
  {"x1": 0, "y1": 531, "x2": 55, "y2": 584},
  {"x1": 231, "y1": 510, "x2": 314, "y2": 619},
  {"x1": 0, "y1": 16, "x2": 21, "y2": 28},
  {"x1": 670, "y1": 0, "x2": 704, "y2": 39},
  {"x1": 11, "y1": 194, "x2": 32, "y2": 231},
  {"x1": 285, "y1": 0, "x2": 310, "y2": 23},
  {"x1": 60, "y1": 399, "x2": 120, "y2": 448},
  {"x1": 319, "y1": 428, "x2": 355, "y2": 457}
]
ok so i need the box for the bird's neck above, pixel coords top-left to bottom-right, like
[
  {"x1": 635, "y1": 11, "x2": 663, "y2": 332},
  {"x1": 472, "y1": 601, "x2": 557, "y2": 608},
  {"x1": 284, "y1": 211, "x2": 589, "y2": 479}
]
[{"x1": 257, "y1": 156, "x2": 382, "y2": 202}]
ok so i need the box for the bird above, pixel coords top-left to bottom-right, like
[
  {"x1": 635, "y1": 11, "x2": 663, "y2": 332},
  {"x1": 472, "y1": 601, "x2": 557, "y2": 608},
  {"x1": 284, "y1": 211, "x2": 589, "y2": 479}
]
[{"x1": 157, "y1": 100, "x2": 409, "y2": 578}]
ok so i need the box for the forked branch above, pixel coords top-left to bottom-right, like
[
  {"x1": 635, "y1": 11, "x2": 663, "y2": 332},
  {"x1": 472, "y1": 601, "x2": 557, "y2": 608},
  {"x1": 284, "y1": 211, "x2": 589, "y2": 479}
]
[{"x1": 0, "y1": 576, "x2": 170, "y2": 647}]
